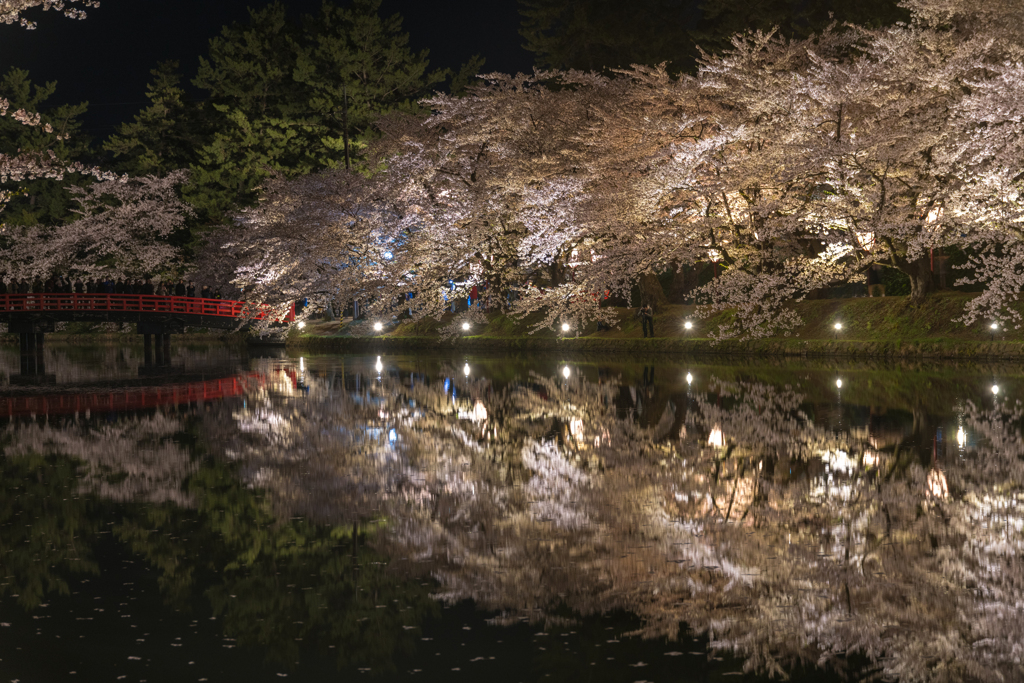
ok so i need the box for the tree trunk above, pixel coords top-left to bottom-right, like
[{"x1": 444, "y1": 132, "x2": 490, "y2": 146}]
[
  {"x1": 638, "y1": 272, "x2": 668, "y2": 310},
  {"x1": 907, "y1": 256, "x2": 933, "y2": 305}
]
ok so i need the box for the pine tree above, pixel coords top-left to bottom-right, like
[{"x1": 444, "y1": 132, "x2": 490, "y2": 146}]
[
  {"x1": 172, "y1": 0, "x2": 458, "y2": 225},
  {"x1": 519, "y1": 0, "x2": 701, "y2": 73},
  {"x1": 0, "y1": 67, "x2": 90, "y2": 226},
  {"x1": 104, "y1": 61, "x2": 204, "y2": 176}
]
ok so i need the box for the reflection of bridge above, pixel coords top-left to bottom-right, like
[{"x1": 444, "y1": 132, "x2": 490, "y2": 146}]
[
  {"x1": 0, "y1": 294, "x2": 294, "y2": 359},
  {"x1": 0, "y1": 375, "x2": 252, "y2": 418}
]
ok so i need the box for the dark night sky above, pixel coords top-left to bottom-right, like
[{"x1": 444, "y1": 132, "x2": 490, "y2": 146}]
[{"x1": 0, "y1": 0, "x2": 534, "y2": 139}]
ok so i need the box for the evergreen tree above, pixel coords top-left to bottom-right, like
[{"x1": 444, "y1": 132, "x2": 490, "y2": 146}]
[
  {"x1": 691, "y1": 0, "x2": 908, "y2": 58},
  {"x1": 177, "y1": 0, "x2": 458, "y2": 225},
  {"x1": 519, "y1": 0, "x2": 701, "y2": 73},
  {"x1": 103, "y1": 61, "x2": 204, "y2": 176},
  {"x1": 519, "y1": 0, "x2": 907, "y2": 73},
  {"x1": 0, "y1": 67, "x2": 90, "y2": 226},
  {"x1": 294, "y1": 0, "x2": 450, "y2": 170}
]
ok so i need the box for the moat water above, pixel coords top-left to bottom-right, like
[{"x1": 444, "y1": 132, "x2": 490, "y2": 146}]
[{"x1": 0, "y1": 345, "x2": 1021, "y2": 682}]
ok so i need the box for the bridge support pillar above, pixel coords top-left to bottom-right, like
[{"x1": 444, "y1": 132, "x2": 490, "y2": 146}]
[
  {"x1": 18, "y1": 332, "x2": 45, "y2": 375},
  {"x1": 143, "y1": 333, "x2": 153, "y2": 365}
]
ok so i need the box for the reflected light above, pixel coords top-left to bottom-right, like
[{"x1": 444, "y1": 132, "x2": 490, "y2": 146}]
[
  {"x1": 463, "y1": 363, "x2": 470, "y2": 377},
  {"x1": 992, "y1": 384, "x2": 1000, "y2": 395},
  {"x1": 299, "y1": 357, "x2": 304, "y2": 372},
  {"x1": 927, "y1": 468, "x2": 949, "y2": 499},
  {"x1": 957, "y1": 425, "x2": 966, "y2": 448},
  {"x1": 375, "y1": 356, "x2": 383, "y2": 373},
  {"x1": 836, "y1": 378, "x2": 843, "y2": 388},
  {"x1": 708, "y1": 426, "x2": 724, "y2": 448},
  {"x1": 373, "y1": 322, "x2": 383, "y2": 332},
  {"x1": 297, "y1": 321, "x2": 306, "y2": 330},
  {"x1": 863, "y1": 450, "x2": 878, "y2": 467},
  {"x1": 686, "y1": 372, "x2": 693, "y2": 385},
  {"x1": 562, "y1": 365, "x2": 571, "y2": 379},
  {"x1": 462, "y1": 322, "x2": 470, "y2": 331},
  {"x1": 561, "y1": 322, "x2": 571, "y2": 332}
]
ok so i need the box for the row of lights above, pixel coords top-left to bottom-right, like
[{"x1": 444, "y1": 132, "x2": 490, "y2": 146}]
[{"x1": 309, "y1": 316, "x2": 1008, "y2": 339}]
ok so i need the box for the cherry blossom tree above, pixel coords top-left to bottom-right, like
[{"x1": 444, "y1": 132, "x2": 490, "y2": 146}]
[
  {"x1": 1, "y1": 171, "x2": 190, "y2": 281},
  {"x1": 0, "y1": 0, "x2": 96, "y2": 28}
]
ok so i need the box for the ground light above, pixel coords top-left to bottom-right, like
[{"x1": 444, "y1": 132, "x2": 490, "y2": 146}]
[
  {"x1": 297, "y1": 321, "x2": 306, "y2": 330},
  {"x1": 991, "y1": 322, "x2": 999, "y2": 341},
  {"x1": 684, "y1": 321, "x2": 693, "y2": 331},
  {"x1": 462, "y1": 322, "x2": 470, "y2": 331},
  {"x1": 834, "y1": 322, "x2": 842, "y2": 339},
  {"x1": 561, "y1": 322, "x2": 570, "y2": 333},
  {"x1": 373, "y1": 321, "x2": 383, "y2": 332}
]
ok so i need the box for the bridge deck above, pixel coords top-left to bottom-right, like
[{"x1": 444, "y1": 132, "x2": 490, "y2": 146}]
[{"x1": 0, "y1": 294, "x2": 293, "y2": 331}]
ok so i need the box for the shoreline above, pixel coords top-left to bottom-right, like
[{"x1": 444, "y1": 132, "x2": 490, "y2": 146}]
[
  {"x1": 287, "y1": 293, "x2": 1024, "y2": 360},
  {"x1": 288, "y1": 334, "x2": 1024, "y2": 360}
]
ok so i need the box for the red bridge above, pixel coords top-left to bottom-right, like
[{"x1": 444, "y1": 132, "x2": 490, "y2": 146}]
[
  {"x1": 0, "y1": 293, "x2": 293, "y2": 325},
  {"x1": 0, "y1": 293, "x2": 295, "y2": 353},
  {"x1": 0, "y1": 375, "x2": 254, "y2": 418}
]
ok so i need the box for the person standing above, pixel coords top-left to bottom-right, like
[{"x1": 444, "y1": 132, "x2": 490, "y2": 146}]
[
  {"x1": 175, "y1": 279, "x2": 186, "y2": 297},
  {"x1": 186, "y1": 281, "x2": 196, "y2": 297},
  {"x1": 200, "y1": 284, "x2": 210, "y2": 299},
  {"x1": 641, "y1": 304, "x2": 654, "y2": 338}
]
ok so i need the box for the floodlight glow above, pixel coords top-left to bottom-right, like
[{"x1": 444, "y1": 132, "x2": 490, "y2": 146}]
[
  {"x1": 836, "y1": 378, "x2": 843, "y2": 388},
  {"x1": 462, "y1": 322, "x2": 470, "y2": 331},
  {"x1": 834, "y1": 322, "x2": 842, "y2": 331},
  {"x1": 373, "y1": 322, "x2": 383, "y2": 332},
  {"x1": 297, "y1": 321, "x2": 306, "y2": 330},
  {"x1": 562, "y1": 365, "x2": 571, "y2": 379},
  {"x1": 561, "y1": 322, "x2": 570, "y2": 332},
  {"x1": 684, "y1": 321, "x2": 693, "y2": 330},
  {"x1": 991, "y1": 323, "x2": 999, "y2": 330},
  {"x1": 686, "y1": 372, "x2": 693, "y2": 385},
  {"x1": 463, "y1": 363, "x2": 470, "y2": 377}
]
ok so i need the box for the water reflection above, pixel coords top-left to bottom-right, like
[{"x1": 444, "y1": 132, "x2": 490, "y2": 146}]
[{"x1": 1, "y1": 351, "x2": 1022, "y2": 681}]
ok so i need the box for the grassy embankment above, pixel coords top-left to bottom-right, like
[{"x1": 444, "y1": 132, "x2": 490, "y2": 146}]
[{"x1": 293, "y1": 292, "x2": 1024, "y2": 359}]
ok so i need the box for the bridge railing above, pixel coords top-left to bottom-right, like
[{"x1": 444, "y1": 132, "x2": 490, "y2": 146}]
[
  {"x1": 0, "y1": 375, "x2": 255, "y2": 417},
  {"x1": 0, "y1": 294, "x2": 294, "y2": 322}
]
